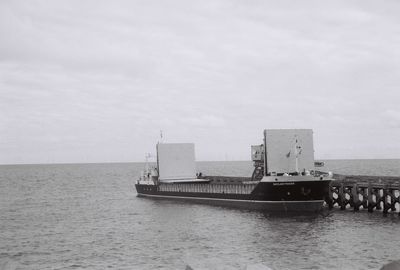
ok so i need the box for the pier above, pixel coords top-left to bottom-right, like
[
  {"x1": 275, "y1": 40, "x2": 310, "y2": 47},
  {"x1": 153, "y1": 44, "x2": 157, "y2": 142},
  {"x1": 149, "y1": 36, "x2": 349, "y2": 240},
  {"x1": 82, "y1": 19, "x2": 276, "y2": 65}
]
[{"x1": 326, "y1": 174, "x2": 400, "y2": 215}]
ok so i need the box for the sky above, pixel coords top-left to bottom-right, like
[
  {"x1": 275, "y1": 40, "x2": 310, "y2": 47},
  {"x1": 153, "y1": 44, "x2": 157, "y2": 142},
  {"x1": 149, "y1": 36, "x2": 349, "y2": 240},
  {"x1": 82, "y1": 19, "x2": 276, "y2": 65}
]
[{"x1": 1, "y1": 0, "x2": 400, "y2": 164}]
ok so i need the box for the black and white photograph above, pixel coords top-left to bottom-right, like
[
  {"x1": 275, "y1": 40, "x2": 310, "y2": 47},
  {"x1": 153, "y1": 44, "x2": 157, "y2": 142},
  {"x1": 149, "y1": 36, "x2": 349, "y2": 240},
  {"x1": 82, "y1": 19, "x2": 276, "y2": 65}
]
[{"x1": 1, "y1": 0, "x2": 400, "y2": 269}]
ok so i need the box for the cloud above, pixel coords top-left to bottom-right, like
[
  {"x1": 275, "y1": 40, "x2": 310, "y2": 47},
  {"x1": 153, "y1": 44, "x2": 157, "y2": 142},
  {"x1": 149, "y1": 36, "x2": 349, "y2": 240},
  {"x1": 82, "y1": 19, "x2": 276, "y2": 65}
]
[
  {"x1": 382, "y1": 110, "x2": 400, "y2": 128},
  {"x1": 1, "y1": 0, "x2": 400, "y2": 163}
]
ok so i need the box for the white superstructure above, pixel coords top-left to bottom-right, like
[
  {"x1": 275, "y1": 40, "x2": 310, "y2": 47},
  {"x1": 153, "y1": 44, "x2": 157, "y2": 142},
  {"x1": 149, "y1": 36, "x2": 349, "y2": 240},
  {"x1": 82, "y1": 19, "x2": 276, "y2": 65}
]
[{"x1": 264, "y1": 129, "x2": 315, "y2": 174}]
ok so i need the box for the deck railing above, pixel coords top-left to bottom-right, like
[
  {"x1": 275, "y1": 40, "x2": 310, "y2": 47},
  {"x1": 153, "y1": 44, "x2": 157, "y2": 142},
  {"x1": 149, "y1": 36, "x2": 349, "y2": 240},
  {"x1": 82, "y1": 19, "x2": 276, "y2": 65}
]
[{"x1": 158, "y1": 182, "x2": 257, "y2": 195}]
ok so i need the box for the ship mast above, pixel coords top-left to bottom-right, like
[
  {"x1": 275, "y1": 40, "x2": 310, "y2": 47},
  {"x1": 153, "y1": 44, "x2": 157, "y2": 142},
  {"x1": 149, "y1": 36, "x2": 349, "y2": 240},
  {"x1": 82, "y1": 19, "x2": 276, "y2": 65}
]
[
  {"x1": 145, "y1": 153, "x2": 150, "y2": 173},
  {"x1": 294, "y1": 134, "x2": 301, "y2": 173},
  {"x1": 156, "y1": 130, "x2": 163, "y2": 177},
  {"x1": 294, "y1": 135, "x2": 299, "y2": 173},
  {"x1": 263, "y1": 129, "x2": 268, "y2": 176}
]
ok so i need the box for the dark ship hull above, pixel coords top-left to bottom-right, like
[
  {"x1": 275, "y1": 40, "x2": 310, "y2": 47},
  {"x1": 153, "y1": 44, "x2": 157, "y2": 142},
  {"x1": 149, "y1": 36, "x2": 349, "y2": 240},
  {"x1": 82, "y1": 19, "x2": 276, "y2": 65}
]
[
  {"x1": 135, "y1": 178, "x2": 331, "y2": 212},
  {"x1": 135, "y1": 129, "x2": 334, "y2": 212}
]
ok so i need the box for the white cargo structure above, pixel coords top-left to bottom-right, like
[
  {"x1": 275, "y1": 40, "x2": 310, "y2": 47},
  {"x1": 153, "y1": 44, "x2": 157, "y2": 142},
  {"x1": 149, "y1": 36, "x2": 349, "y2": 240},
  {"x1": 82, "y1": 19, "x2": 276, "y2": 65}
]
[
  {"x1": 265, "y1": 129, "x2": 315, "y2": 174},
  {"x1": 157, "y1": 143, "x2": 197, "y2": 182}
]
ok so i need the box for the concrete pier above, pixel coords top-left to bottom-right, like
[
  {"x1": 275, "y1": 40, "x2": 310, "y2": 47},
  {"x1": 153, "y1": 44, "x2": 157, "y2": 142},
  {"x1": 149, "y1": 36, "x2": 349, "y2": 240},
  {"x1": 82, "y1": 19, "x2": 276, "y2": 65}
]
[{"x1": 327, "y1": 174, "x2": 400, "y2": 215}]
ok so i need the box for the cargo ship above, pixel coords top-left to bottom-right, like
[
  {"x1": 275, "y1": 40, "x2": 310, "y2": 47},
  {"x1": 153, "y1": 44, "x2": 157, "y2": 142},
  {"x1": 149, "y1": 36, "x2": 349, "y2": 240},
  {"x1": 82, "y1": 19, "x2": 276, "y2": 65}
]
[{"x1": 135, "y1": 129, "x2": 333, "y2": 212}]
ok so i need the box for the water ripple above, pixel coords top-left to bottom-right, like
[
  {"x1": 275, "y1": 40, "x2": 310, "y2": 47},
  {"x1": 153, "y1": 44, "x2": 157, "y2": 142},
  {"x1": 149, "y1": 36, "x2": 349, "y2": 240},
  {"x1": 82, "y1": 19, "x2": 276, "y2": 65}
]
[{"x1": 0, "y1": 162, "x2": 399, "y2": 269}]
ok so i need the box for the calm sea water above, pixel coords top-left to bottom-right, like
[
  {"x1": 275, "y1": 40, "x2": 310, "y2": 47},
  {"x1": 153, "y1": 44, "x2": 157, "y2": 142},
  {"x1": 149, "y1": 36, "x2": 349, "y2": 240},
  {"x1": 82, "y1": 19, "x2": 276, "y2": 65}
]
[{"x1": 1, "y1": 160, "x2": 400, "y2": 270}]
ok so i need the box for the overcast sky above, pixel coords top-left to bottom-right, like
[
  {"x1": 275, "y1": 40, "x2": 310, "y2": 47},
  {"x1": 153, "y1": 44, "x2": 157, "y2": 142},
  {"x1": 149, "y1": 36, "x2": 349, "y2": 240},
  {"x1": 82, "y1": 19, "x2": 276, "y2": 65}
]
[{"x1": 1, "y1": 0, "x2": 400, "y2": 164}]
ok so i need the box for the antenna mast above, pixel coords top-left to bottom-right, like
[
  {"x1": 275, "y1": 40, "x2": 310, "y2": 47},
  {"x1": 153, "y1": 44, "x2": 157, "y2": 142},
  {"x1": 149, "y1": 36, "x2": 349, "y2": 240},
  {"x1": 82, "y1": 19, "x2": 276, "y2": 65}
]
[
  {"x1": 294, "y1": 135, "x2": 302, "y2": 173},
  {"x1": 263, "y1": 129, "x2": 268, "y2": 176}
]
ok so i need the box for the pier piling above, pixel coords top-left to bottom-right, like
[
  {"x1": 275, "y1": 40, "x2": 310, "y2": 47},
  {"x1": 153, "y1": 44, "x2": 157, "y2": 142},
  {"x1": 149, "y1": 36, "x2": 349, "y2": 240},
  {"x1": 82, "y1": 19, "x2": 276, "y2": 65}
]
[{"x1": 327, "y1": 174, "x2": 400, "y2": 215}]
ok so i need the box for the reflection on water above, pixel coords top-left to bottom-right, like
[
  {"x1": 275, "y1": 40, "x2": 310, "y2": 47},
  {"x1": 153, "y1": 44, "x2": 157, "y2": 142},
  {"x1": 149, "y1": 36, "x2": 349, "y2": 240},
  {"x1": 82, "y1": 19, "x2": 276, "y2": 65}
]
[{"x1": 0, "y1": 161, "x2": 399, "y2": 270}]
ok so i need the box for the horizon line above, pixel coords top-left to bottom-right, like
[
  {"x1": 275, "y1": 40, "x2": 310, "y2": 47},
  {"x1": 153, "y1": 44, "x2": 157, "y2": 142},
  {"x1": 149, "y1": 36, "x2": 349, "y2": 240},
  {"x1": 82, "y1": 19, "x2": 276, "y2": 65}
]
[{"x1": 2, "y1": 158, "x2": 400, "y2": 166}]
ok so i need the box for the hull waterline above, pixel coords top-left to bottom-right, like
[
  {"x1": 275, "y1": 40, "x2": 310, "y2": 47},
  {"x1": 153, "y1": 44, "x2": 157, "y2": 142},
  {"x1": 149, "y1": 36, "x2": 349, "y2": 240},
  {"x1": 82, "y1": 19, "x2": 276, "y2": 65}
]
[{"x1": 136, "y1": 192, "x2": 325, "y2": 212}]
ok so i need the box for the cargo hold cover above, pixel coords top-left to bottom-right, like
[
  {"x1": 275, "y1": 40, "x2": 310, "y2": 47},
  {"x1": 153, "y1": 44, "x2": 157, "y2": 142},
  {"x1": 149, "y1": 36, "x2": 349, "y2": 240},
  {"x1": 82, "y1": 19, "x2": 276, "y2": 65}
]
[{"x1": 157, "y1": 143, "x2": 197, "y2": 182}]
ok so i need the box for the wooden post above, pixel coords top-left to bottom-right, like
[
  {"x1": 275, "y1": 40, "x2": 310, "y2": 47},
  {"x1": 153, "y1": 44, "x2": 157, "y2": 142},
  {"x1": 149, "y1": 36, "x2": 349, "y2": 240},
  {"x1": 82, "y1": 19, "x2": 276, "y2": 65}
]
[
  {"x1": 339, "y1": 182, "x2": 346, "y2": 210},
  {"x1": 352, "y1": 183, "x2": 360, "y2": 211},
  {"x1": 367, "y1": 183, "x2": 374, "y2": 212},
  {"x1": 383, "y1": 186, "x2": 389, "y2": 214},
  {"x1": 376, "y1": 188, "x2": 382, "y2": 210},
  {"x1": 390, "y1": 189, "x2": 397, "y2": 212},
  {"x1": 361, "y1": 187, "x2": 368, "y2": 209},
  {"x1": 332, "y1": 187, "x2": 338, "y2": 208},
  {"x1": 396, "y1": 189, "x2": 400, "y2": 216}
]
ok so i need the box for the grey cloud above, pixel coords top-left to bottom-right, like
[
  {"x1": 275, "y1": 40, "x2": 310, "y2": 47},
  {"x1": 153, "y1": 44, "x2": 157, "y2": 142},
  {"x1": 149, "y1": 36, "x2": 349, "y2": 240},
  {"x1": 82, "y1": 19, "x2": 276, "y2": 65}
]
[{"x1": 1, "y1": 0, "x2": 400, "y2": 163}]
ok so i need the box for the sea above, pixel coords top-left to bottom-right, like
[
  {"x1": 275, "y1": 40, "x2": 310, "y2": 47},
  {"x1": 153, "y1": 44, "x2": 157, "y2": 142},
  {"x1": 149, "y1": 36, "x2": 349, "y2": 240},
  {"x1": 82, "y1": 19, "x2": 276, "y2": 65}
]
[{"x1": 1, "y1": 160, "x2": 400, "y2": 270}]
